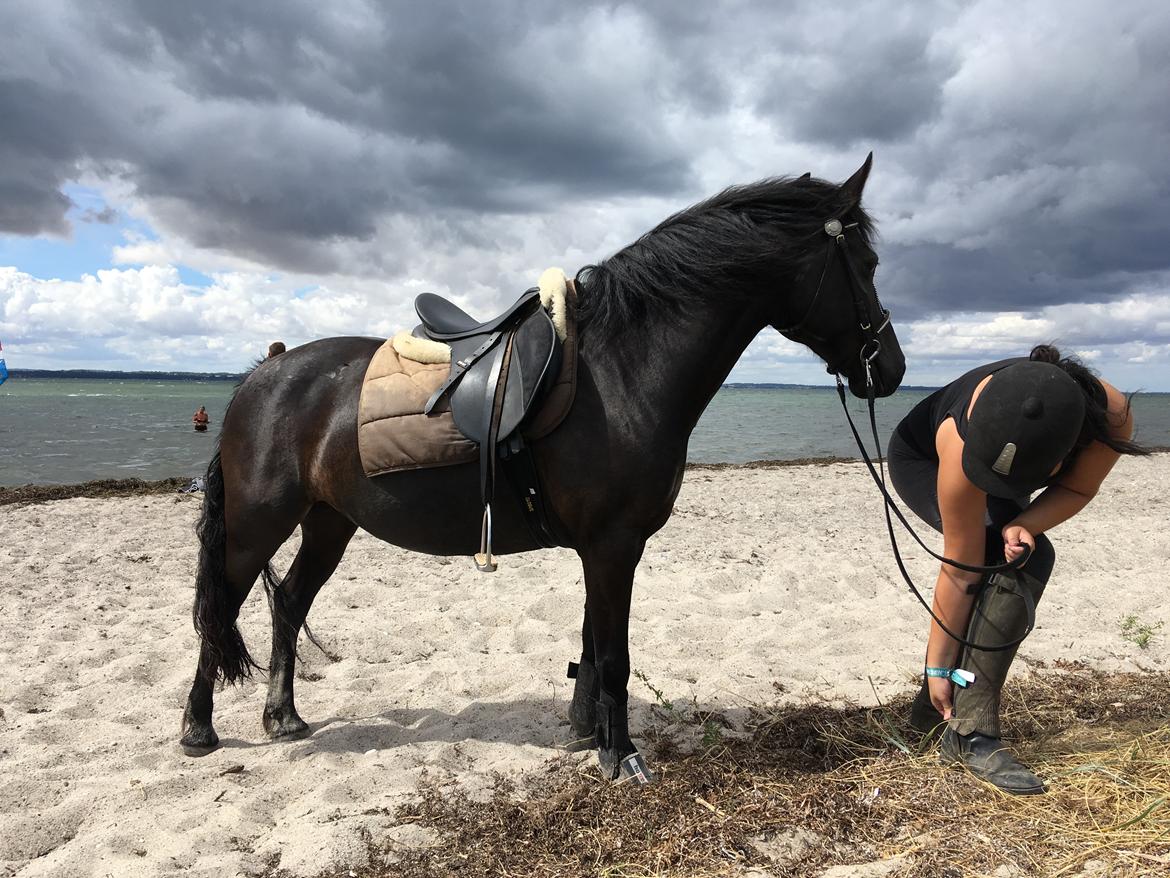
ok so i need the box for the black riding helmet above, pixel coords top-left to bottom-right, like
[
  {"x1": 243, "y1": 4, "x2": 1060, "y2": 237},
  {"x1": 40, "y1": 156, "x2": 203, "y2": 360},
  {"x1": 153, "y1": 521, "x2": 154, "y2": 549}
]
[{"x1": 962, "y1": 361, "x2": 1085, "y2": 498}]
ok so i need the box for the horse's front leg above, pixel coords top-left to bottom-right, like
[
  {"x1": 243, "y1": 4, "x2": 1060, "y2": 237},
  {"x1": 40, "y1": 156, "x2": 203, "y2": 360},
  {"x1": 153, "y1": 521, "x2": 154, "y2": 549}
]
[{"x1": 579, "y1": 531, "x2": 653, "y2": 782}]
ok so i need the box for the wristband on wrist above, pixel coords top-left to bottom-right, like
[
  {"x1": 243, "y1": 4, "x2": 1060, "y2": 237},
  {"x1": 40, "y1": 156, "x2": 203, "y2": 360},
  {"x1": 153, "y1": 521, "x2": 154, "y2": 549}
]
[{"x1": 924, "y1": 666, "x2": 976, "y2": 688}]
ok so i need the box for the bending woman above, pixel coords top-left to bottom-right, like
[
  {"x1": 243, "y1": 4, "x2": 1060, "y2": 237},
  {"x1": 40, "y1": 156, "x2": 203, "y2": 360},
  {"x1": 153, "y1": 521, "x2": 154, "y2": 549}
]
[{"x1": 887, "y1": 345, "x2": 1149, "y2": 795}]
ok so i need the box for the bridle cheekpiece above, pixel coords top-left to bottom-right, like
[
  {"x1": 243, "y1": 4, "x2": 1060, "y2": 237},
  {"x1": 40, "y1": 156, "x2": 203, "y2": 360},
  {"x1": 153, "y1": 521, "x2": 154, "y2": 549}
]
[{"x1": 778, "y1": 217, "x2": 891, "y2": 386}]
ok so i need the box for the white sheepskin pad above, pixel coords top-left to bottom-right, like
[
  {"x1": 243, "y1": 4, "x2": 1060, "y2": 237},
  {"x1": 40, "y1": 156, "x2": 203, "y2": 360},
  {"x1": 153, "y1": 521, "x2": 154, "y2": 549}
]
[
  {"x1": 391, "y1": 330, "x2": 451, "y2": 364},
  {"x1": 538, "y1": 267, "x2": 569, "y2": 341}
]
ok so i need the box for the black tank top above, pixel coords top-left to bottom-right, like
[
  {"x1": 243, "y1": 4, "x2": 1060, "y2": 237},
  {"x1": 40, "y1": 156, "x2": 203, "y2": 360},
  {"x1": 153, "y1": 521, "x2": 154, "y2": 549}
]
[{"x1": 895, "y1": 358, "x2": 1025, "y2": 460}]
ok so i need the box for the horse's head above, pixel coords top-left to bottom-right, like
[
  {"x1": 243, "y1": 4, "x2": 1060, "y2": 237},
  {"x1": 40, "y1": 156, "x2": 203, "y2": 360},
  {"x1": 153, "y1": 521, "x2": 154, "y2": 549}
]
[{"x1": 771, "y1": 155, "x2": 906, "y2": 399}]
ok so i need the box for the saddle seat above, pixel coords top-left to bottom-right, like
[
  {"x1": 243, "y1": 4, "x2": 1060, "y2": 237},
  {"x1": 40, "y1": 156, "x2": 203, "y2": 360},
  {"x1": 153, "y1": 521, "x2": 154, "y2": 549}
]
[
  {"x1": 413, "y1": 279, "x2": 565, "y2": 571},
  {"x1": 415, "y1": 290, "x2": 542, "y2": 340}
]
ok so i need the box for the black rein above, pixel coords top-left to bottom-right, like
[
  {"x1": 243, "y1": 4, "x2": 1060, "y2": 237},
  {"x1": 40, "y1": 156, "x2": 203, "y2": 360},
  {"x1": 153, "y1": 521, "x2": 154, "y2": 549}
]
[{"x1": 808, "y1": 217, "x2": 1036, "y2": 653}]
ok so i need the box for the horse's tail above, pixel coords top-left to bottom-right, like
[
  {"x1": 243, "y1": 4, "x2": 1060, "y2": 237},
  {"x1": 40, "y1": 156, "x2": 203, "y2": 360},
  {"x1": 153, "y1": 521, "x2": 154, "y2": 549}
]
[{"x1": 192, "y1": 450, "x2": 261, "y2": 685}]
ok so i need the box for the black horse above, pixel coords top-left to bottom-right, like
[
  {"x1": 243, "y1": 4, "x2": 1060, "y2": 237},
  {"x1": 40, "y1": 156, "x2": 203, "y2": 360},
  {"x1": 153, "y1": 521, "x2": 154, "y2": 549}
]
[{"x1": 181, "y1": 155, "x2": 906, "y2": 780}]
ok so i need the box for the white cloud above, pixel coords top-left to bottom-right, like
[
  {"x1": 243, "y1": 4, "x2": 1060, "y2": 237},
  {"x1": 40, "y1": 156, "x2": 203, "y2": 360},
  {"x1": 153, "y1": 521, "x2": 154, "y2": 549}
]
[
  {"x1": 5, "y1": 262, "x2": 1166, "y2": 389},
  {"x1": 0, "y1": 265, "x2": 409, "y2": 370}
]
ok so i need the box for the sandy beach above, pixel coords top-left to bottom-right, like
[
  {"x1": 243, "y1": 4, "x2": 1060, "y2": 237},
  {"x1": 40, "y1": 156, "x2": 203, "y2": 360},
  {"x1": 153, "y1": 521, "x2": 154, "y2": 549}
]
[{"x1": 1, "y1": 456, "x2": 1167, "y2": 878}]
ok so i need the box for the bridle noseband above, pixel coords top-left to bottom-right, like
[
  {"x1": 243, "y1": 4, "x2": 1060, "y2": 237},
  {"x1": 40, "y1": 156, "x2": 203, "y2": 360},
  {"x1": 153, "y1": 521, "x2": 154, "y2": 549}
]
[{"x1": 777, "y1": 218, "x2": 891, "y2": 382}]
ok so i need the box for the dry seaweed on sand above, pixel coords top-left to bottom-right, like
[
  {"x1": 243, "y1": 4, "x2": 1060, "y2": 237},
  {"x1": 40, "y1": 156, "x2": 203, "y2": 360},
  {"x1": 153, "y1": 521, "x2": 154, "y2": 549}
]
[
  {"x1": 317, "y1": 668, "x2": 1170, "y2": 878},
  {"x1": 0, "y1": 476, "x2": 189, "y2": 506}
]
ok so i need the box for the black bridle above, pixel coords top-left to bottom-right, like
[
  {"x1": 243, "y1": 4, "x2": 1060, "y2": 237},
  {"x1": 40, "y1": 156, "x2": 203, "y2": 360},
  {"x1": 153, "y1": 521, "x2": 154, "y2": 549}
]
[
  {"x1": 777, "y1": 219, "x2": 891, "y2": 378},
  {"x1": 784, "y1": 218, "x2": 1035, "y2": 653}
]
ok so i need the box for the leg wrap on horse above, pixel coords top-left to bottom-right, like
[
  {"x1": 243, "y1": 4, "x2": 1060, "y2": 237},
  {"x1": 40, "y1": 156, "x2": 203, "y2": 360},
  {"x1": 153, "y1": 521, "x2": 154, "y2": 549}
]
[
  {"x1": 594, "y1": 691, "x2": 628, "y2": 753},
  {"x1": 567, "y1": 659, "x2": 598, "y2": 739},
  {"x1": 594, "y1": 690, "x2": 654, "y2": 783},
  {"x1": 594, "y1": 690, "x2": 631, "y2": 780},
  {"x1": 951, "y1": 545, "x2": 1050, "y2": 737}
]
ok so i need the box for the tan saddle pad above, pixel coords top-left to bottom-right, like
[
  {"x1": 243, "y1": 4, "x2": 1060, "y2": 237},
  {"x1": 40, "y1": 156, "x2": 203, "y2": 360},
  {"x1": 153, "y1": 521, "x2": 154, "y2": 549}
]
[{"x1": 357, "y1": 283, "x2": 578, "y2": 478}]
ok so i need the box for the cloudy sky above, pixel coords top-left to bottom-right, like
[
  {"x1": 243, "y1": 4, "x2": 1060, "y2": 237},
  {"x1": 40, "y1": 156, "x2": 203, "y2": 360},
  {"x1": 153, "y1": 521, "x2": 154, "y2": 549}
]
[{"x1": 2, "y1": 0, "x2": 1168, "y2": 389}]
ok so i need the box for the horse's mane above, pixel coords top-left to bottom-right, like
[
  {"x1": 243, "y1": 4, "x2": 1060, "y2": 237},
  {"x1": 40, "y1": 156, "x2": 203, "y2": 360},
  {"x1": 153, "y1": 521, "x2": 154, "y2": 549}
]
[{"x1": 574, "y1": 176, "x2": 875, "y2": 337}]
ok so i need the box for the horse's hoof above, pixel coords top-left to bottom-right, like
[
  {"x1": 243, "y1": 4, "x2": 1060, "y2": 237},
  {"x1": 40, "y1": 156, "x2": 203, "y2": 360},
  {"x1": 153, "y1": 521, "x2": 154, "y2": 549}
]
[
  {"x1": 263, "y1": 703, "x2": 311, "y2": 741},
  {"x1": 598, "y1": 747, "x2": 656, "y2": 784},
  {"x1": 271, "y1": 724, "x2": 311, "y2": 743},
  {"x1": 617, "y1": 750, "x2": 656, "y2": 784},
  {"x1": 180, "y1": 730, "x2": 221, "y2": 757},
  {"x1": 265, "y1": 716, "x2": 311, "y2": 742}
]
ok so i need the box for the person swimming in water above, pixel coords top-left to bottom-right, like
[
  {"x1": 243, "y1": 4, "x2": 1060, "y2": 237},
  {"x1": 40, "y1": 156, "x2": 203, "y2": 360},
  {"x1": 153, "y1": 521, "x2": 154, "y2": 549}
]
[{"x1": 192, "y1": 405, "x2": 210, "y2": 432}]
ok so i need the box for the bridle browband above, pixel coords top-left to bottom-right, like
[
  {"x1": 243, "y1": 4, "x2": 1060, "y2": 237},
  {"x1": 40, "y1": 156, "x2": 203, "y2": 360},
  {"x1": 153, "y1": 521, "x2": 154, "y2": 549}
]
[{"x1": 783, "y1": 217, "x2": 1035, "y2": 653}]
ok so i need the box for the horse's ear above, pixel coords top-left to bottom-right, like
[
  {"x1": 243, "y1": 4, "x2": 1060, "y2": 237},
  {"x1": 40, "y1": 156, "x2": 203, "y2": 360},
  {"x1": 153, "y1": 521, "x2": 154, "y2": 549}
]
[
  {"x1": 839, "y1": 152, "x2": 873, "y2": 204},
  {"x1": 798, "y1": 172, "x2": 811, "y2": 180}
]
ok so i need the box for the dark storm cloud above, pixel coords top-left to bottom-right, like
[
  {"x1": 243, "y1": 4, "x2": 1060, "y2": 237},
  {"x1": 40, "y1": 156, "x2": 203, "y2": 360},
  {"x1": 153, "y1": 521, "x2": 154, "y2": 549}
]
[
  {"x1": 105, "y1": 1, "x2": 700, "y2": 224},
  {"x1": 1, "y1": 0, "x2": 706, "y2": 269},
  {"x1": 1, "y1": 0, "x2": 1168, "y2": 322},
  {"x1": 0, "y1": 77, "x2": 110, "y2": 234},
  {"x1": 752, "y1": 6, "x2": 957, "y2": 146},
  {"x1": 882, "y1": 189, "x2": 1170, "y2": 321}
]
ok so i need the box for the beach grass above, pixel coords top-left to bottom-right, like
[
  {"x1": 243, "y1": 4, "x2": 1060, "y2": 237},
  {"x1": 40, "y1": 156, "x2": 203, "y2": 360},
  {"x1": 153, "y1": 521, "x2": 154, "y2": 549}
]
[{"x1": 325, "y1": 666, "x2": 1170, "y2": 878}]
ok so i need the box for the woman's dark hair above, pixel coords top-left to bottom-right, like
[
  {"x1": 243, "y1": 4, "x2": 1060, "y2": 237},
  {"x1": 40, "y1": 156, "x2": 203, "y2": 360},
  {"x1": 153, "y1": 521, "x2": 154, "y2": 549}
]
[{"x1": 1029, "y1": 344, "x2": 1150, "y2": 456}]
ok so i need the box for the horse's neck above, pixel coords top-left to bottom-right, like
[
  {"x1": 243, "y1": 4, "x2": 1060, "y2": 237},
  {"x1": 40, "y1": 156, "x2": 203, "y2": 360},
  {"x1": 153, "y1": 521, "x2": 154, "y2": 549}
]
[{"x1": 581, "y1": 299, "x2": 766, "y2": 442}]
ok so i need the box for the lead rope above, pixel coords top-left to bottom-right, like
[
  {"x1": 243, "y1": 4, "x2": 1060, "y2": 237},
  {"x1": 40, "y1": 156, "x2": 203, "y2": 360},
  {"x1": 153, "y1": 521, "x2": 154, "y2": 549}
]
[{"x1": 834, "y1": 362, "x2": 1036, "y2": 653}]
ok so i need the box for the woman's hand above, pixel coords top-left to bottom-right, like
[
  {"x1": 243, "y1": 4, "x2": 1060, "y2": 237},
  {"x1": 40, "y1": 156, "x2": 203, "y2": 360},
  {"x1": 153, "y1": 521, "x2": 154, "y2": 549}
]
[
  {"x1": 928, "y1": 675, "x2": 954, "y2": 720},
  {"x1": 1002, "y1": 524, "x2": 1035, "y2": 563}
]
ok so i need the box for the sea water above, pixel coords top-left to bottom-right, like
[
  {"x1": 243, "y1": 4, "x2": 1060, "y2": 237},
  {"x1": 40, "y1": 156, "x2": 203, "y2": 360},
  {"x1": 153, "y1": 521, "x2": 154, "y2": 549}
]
[{"x1": 1, "y1": 377, "x2": 1168, "y2": 486}]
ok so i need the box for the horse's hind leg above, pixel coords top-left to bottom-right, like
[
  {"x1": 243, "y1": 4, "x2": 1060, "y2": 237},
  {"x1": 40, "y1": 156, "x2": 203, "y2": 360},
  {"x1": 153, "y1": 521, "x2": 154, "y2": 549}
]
[
  {"x1": 263, "y1": 503, "x2": 356, "y2": 741},
  {"x1": 181, "y1": 531, "x2": 299, "y2": 755},
  {"x1": 181, "y1": 458, "x2": 308, "y2": 756}
]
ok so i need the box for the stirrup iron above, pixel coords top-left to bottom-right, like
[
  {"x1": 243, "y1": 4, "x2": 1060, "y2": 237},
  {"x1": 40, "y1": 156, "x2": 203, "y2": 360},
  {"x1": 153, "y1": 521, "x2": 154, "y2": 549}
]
[{"x1": 474, "y1": 504, "x2": 497, "y2": 572}]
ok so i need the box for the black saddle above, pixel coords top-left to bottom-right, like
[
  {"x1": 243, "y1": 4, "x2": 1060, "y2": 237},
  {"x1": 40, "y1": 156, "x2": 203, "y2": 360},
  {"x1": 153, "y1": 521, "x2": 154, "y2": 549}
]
[{"x1": 415, "y1": 287, "x2": 561, "y2": 570}]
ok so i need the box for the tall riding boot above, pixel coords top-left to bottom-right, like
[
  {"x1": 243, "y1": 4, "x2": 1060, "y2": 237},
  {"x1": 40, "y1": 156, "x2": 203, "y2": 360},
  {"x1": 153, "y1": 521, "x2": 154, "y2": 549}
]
[
  {"x1": 911, "y1": 525, "x2": 1010, "y2": 737},
  {"x1": 910, "y1": 567, "x2": 997, "y2": 737},
  {"x1": 941, "y1": 567, "x2": 1048, "y2": 795}
]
